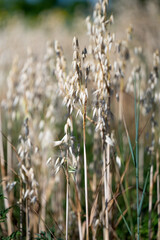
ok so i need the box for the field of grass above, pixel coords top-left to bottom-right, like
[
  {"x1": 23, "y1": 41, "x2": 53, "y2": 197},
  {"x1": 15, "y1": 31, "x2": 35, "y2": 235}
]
[{"x1": 0, "y1": 0, "x2": 160, "y2": 239}]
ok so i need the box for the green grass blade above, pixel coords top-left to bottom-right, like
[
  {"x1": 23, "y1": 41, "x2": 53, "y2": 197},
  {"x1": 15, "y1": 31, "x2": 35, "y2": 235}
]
[
  {"x1": 128, "y1": 133, "x2": 136, "y2": 167},
  {"x1": 138, "y1": 170, "x2": 149, "y2": 217},
  {"x1": 115, "y1": 199, "x2": 132, "y2": 236},
  {"x1": 122, "y1": 114, "x2": 136, "y2": 167},
  {"x1": 134, "y1": 76, "x2": 137, "y2": 129}
]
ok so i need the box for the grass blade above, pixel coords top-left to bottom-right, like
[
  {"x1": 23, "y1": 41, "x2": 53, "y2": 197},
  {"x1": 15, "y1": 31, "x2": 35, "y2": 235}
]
[
  {"x1": 114, "y1": 198, "x2": 132, "y2": 236},
  {"x1": 138, "y1": 170, "x2": 149, "y2": 217},
  {"x1": 122, "y1": 114, "x2": 136, "y2": 167}
]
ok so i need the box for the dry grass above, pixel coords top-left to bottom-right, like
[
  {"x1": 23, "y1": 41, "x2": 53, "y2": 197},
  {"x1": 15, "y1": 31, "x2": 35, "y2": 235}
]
[{"x1": 0, "y1": 1, "x2": 160, "y2": 239}]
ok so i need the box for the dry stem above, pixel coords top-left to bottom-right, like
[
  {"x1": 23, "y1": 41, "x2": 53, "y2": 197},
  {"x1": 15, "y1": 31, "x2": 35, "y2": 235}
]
[
  {"x1": 83, "y1": 96, "x2": 89, "y2": 240},
  {"x1": 0, "y1": 110, "x2": 12, "y2": 235}
]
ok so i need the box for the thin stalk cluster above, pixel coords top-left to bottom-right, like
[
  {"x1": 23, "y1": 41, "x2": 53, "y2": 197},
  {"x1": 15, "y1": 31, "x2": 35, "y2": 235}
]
[{"x1": 0, "y1": 0, "x2": 159, "y2": 239}]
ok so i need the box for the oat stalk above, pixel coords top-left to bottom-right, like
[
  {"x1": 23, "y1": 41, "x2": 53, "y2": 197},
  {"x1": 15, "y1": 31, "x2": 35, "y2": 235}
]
[
  {"x1": 0, "y1": 110, "x2": 12, "y2": 235},
  {"x1": 83, "y1": 90, "x2": 89, "y2": 240},
  {"x1": 156, "y1": 151, "x2": 160, "y2": 240}
]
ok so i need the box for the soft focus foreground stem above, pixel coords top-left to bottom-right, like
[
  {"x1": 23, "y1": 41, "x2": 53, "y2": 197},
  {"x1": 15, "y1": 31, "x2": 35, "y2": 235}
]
[
  {"x1": 106, "y1": 143, "x2": 110, "y2": 240},
  {"x1": 66, "y1": 168, "x2": 69, "y2": 240},
  {"x1": 0, "y1": 110, "x2": 12, "y2": 235},
  {"x1": 83, "y1": 96, "x2": 89, "y2": 240},
  {"x1": 75, "y1": 175, "x2": 82, "y2": 240},
  {"x1": 20, "y1": 178, "x2": 23, "y2": 240},
  {"x1": 134, "y1": 77, "x2": 140, "y2": 240},
  {"x1": 136, "y1": 136, "x2": 139, "y2": 240},
  {"x1": 40, "y1": 178, "x2": 47, "y2": 232},
  {"x1": 102, "y1": 142, "x2": 109, "y2": 240},
  {"x1": 156, "y1": 152, "x2": 160, "y2": 240},
  {"x1": 78, "y1": 211, "x2": 83, "y2": 240},
  {"x1": 26, "y1": 195, "x2": 31, "y2": 240},
  {"x1": 148, "y1": 158, "x2": 154, "y2": 239}
]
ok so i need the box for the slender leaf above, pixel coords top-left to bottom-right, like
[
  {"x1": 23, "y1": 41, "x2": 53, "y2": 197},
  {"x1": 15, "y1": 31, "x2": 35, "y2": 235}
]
[
  {"x1": 138, "y1": 170, "x2": 149, "y2": 217},
  {"x1": 122, "y1": 114, "x2": 136, "y2": 167},
  {"x1": 115, "y1": 199, "x2": 132, "y2": 236}
]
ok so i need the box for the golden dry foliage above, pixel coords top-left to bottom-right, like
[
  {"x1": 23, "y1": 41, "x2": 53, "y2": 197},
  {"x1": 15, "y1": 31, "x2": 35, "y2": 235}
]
[{"x1": 0, "y1": 1, "x2": 160, "y2": 240}]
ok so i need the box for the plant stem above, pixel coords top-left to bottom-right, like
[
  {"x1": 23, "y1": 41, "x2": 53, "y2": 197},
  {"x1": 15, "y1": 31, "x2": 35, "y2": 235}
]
[
  {"x1": 40, "y1": 178, "x2": 47, "y2": 232},
  {"x1": 26, "y1": 195, "x2": 30, "y2": 240},
  {"x1": 7, "y1": 134, "x2": 12, "y2": 182},
  {"x1": 134, "y1": 76, "x2": 140, "y2": 240},
  {"x1": 148, "y1": 158, "x2": 153, "y2": 239},
  {"x1": 78, "y1": 211, "x2": 83, "y2": 240},
  {"x1": 139, "y1": 138, "x2": 144, "y2": 186},
  {"x1": 156, "y1": 151, "x2": 160, "y2": 240},
  {"x1": 102, "y1": 141, "x2": 109, "y2": 240},
  {"x1": 75, "y1": 142, "x2": 82, "y2": 240},
  {"x1": 0, "y1": 110, "x2": 12, "y2": 235},
  {"x1": 66, "y1": 170, "x2": 69, "y2": 240},
  {"x1": 124, "y1": 175, "x2": 134, "y2": 239},
  {"x1": 136, "y1": 138, "x2": 139, "y2": 240},
  {"x1": 106, "y1": 142, "x2": 110, "y2": 239},
  {"x1": 20, "y1": 178, "x2": 23, "y2": 240},
  {"x1": 83, "y1": 98, "x2": 89, "y2": 240}
]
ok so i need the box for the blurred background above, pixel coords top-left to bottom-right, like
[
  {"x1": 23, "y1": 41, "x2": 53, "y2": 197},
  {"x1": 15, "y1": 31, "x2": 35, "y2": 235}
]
[
  {"x1": 0, "y1": 0, "x2": 160, "y2": 92},
  {"x1": 0, "y1": 0, "x2": 159, "y2": 15}
]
